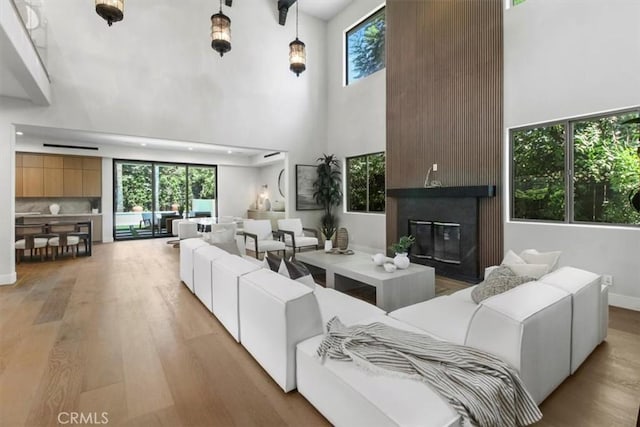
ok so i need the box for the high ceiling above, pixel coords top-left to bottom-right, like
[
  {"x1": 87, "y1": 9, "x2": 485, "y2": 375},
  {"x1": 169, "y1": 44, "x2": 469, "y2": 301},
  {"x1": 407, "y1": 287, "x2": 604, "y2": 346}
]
[
  {"x1": 297, "y1": 0, "x2": 354, "y2": 21},
  {"x1": 14, "y1": 124, "x2": 272, "y2": 157}
]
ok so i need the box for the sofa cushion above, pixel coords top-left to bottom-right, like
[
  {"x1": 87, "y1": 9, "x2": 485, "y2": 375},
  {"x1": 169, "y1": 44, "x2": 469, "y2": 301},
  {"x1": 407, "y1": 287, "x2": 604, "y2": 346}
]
[
  {"x1": 313, "y1": 286, "x2": 385, "y2": 331},
  {"x1": 278, "y1": 258, "x2": 316, "y2": 289},
  {"x1": 389, "y1": 296, "x2": 479, "y2": 344},
  {"x1": 471, "y1": 266, "x2": 535, "y2": 303}
]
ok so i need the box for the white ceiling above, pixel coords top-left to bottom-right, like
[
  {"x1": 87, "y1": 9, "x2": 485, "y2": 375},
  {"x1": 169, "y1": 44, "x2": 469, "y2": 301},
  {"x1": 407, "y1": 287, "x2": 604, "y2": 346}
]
[
  {"x1": 14, "y1": 124, "x2": 272, "y2": 157},
  {"x1": 298, "y1": 0, "x2": 353, "y2": 21}
]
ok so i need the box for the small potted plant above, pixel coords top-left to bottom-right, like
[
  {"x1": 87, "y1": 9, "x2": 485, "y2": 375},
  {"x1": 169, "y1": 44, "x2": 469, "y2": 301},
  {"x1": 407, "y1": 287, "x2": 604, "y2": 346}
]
[{"x1": 389, "y1": 235, "x2": 415, "y2": 270}]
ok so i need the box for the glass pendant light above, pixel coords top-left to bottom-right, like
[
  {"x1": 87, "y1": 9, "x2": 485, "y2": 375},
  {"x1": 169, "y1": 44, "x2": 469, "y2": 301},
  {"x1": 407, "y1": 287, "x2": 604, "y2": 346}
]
[
  {"x1": 289, "y1": 1, "x2": 306, "y2": 76},
  {"x1": 95, "y1": 0, "x2": 124, "y2": 27},
  {"x1": 211, "y1": 0, "x2": 231, "y2": 57}
]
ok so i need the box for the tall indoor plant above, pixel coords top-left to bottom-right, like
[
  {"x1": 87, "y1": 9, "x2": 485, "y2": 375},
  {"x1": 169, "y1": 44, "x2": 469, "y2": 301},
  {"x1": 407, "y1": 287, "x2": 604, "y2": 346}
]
[{"x1": 313, "y1": 154, "x2": 343, "y2": 242}]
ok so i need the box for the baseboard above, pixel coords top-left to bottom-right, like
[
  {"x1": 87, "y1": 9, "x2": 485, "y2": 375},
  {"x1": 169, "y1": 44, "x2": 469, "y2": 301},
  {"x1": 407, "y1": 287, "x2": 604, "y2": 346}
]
[
  {"x1": 0, "y1": 272, "x2": 17, "y2": 286},
  {"x1": 609, "y1": 292, "x2": 640, "y2": 311}
]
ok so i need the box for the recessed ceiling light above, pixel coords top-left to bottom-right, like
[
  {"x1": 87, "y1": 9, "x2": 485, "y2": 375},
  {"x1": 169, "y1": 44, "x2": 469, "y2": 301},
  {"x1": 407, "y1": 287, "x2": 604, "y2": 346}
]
[
  {"x1": 141, "y1": 143, "x2": 147, "y2": 147},
  {"x1": 16, "y1": 131, "x2": 23, "y2": 136},
  {"x1": 188, "y1": 147, "x2": 194, "y2": 151},
  {"x1": 227, "y1": 150, "x2": 233, "y2": 154}
]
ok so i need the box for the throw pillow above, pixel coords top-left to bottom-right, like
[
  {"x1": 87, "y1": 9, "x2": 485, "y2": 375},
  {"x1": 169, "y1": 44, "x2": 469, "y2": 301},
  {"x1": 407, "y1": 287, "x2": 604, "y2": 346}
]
[
  {"x1": 506, "y1": 263, "x2": 549, "y2": 279},
  {"x1": 212, "y1": 241, "x2": 241, "y2": 256},
  {"x1": 471, "y1": 266, "x2": 535, "y2": 304},
  {"x1": 278, "y1": 258, "x2": 316, "y2": 289},
  {"x1": 519, "y1": 249, "x2": 562, "y2": 272},
  {"x1": 501, "y1": 249, "x2": 526, "y2": 266},
  {"x1": 263, "y1": 253, "x2": 283, "y2": 272}
]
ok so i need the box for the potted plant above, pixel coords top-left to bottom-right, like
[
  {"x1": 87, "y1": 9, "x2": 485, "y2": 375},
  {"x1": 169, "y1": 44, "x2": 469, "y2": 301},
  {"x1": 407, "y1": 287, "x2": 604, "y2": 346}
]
[
  {"x1": 313, "y1": 154, "x2": 343, "y2": 247},
  {"x1": 389, "y1": 235, "x2": 415, "y2": 269}
]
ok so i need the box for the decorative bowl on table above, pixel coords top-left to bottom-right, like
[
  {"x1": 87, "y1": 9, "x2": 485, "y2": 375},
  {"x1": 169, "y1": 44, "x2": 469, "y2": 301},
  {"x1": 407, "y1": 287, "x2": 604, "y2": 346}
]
[{"x1": 383, "y1": 263, "x2": 397, "y2": 273}]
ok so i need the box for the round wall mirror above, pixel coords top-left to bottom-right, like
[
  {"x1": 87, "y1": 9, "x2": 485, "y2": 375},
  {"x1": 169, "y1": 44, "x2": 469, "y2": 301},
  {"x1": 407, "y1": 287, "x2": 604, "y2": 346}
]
[{"x1": 278, "y1": 168, "x2": 285, "y2": 197}]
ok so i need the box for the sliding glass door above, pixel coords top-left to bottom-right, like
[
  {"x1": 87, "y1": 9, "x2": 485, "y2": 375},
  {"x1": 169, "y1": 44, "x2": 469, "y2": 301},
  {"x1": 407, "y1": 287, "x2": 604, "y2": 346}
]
[{"x1": 113, "y1": 160, "x2": 217, "y2": 240}]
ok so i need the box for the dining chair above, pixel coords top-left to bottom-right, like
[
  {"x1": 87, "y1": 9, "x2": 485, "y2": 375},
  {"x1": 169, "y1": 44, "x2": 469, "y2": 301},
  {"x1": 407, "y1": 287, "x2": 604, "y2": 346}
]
[
  {"x1": 47, "y1": 222, "x2": 81, "y2": 260},
  {"x1": 15, "y1": 224, "x2": 49, "y2": 263}
]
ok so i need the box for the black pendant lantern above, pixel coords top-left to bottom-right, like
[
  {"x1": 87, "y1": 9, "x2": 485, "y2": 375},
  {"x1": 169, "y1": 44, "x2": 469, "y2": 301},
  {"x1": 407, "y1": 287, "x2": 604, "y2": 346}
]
[
  {"x1": 95, "y1": 0, "x2": 124, "y2": 27},
  {"x1": 211, "y1": 0, "x2": 231, "y2": 57},
  {"x1": 289, "y1": 1, "x2": 306, "y2": 76}
]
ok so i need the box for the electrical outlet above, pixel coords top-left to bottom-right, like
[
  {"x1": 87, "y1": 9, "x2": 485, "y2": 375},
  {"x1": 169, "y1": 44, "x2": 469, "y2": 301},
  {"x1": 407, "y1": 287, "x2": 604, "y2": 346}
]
[
  {"x1": 432, "y1": 163, "x2": 438, "y2": 172},
  {"x1": 602, "y1": 275, "x2": 613, "y2": 287}
]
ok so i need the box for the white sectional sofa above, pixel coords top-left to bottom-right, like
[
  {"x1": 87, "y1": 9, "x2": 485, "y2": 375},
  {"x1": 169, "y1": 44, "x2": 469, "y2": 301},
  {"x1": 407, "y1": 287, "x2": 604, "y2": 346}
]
[
  {"x1": 179, "y1": 238, "x2": 210, "y2": 292},
  {"x1": 180, "y1": 241, "x2": 607, "y2": 426}
]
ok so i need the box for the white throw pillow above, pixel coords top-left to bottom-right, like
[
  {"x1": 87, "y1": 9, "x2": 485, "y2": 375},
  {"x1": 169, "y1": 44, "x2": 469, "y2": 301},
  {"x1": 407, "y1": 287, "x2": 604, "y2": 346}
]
[
  {"x1": 501, "y1": 250, "x2": 526, "y2": 266},
  {"x1": 519, "y1": 249, "x2": 562, "y2": 272},
  {"x1": 507, "y1": 263, "x2": 549, "y2": 279}
]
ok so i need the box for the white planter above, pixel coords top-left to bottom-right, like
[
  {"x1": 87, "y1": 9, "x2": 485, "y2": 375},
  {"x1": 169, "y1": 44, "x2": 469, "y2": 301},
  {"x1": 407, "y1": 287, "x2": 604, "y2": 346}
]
[
  {"x1": 49, "y1": 203, "x2": 60, "y2": 215},
  {"x1": 324, "y1": 240, "x2": 333, "y2": 252},
  {"x1": 393, "y1": 252, "x2": 410, "y2": 270}
]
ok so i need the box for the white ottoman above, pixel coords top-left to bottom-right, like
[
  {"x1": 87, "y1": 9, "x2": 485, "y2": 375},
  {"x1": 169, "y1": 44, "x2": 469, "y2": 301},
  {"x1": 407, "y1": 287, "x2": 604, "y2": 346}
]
[
  {"x1": 211, "y1": 254, "x2": 261, "y2": 341},
  {"x1": 539, "y1": 266, "x2": 602, "y2": 374},
  {"x1": 192, "y1": 245, "x2": 233, "y2": 312},
  {"x1": 179, "y1": 238, "x2": 209, "y2": 292},
  {"x1": 239, "y1": 269, "x2": 323, "y2": 392}
]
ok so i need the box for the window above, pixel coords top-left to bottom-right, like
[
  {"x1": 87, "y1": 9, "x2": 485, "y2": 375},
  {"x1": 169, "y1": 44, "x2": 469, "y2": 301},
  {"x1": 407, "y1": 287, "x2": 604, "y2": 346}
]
[
  {"x1": 345, "y1": 6, "x2": 385, "y2": 85},
  {"x1": 346, "y1": 152, "x2": 385, "y2": 213},
  {"x1": 511, "y1": 108, "x2": 640, "y2": 226}
]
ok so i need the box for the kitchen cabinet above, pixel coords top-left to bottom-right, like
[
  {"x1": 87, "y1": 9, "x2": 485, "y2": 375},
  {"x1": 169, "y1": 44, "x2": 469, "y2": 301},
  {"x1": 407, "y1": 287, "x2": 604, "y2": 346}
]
[
  {"x1": 44, "y1": 168, "x2": 64, "y2": 196},
  {"x1": 22, "y1": 167, "x2": 44, "y2": 197},
  {"x1": 17, "y1": 153, "x2": 102, "y2": 197},
  {"x1": 63, "y1": 169, "x2": 83, "y2": 196},
  {"x1": 82, "y1": 170, "x2": 101, "y2": 196}
]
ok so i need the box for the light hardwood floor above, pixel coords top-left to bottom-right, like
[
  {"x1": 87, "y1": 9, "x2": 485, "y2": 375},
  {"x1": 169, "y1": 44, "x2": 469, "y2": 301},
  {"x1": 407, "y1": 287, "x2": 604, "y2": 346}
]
[{"x1": 1, "y1": 239, "x2": 638, "y2": 426}]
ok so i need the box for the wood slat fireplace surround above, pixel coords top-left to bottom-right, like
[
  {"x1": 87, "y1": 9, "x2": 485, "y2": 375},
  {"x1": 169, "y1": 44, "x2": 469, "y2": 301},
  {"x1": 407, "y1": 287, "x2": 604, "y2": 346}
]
[{"x1": 387, "y1": 186, "x2": 496, "y2": 283}]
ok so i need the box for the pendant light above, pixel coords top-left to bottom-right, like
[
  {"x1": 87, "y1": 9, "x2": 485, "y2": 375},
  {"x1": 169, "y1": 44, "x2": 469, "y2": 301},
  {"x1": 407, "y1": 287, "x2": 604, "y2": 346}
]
[
  {"x1": 211, "y1": 0, "x2": 231, "y2": 57},
  {"x1": 95, "y1": 0, "x2": 124, "y2": 27},
  {"x1": 289, "y1": 1, "x2": 306, "y2": 76}
]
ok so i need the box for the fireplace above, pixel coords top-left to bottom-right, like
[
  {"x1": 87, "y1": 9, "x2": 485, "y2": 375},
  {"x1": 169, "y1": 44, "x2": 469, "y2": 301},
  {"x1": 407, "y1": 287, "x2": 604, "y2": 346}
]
[
  {"x1": 388, "y1": 186, "x2": 496, "y2": 282},
  {"x1": 409, "y1": 221, "x2": 462, "y2": 264}
]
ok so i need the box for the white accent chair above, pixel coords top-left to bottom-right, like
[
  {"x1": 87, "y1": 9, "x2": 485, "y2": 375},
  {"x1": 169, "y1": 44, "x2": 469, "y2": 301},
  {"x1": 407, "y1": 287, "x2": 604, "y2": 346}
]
[
  {"x1": 277, "y1": 218, "x2": 319, "y2": 255},
  {"x1": 242, "y1": 219, "x2": 286, "y2": 259},
  {"x1": 179, "y1": 238, "x2": 209, "y2": 292}
]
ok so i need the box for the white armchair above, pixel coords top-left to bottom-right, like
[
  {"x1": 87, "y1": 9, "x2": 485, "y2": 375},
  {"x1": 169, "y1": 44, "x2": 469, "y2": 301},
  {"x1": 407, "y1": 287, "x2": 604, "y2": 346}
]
[
  {"x1": 277, "y1": 219, "x2": 318, "y2": 256},
  {"x1": 242, "y1": 219, "x2": 286, "y2": 259}
]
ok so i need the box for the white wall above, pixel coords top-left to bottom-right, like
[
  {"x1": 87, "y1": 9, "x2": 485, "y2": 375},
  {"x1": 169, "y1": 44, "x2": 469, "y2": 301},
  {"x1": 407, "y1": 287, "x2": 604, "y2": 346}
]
[
  {"x1": 217, "y1": 165, "x2": 259, "y2": 219},
  {"x1": 0, "y1": 0, "x2": 327, "y2": 284},
  {"x1": 258, "y1": 161, "x2": 286, "y2": 210},
  {"x1": 326, "y1": 0, "x2": 386, "y2": 252},
  {"x1": 504, "y1": 0, "x2": 640, "y2": 309}
]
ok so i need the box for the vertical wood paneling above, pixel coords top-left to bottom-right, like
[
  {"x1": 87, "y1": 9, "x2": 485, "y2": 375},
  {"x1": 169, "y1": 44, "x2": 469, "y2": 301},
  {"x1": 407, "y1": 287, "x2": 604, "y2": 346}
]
[{"x1": 386, "y1": 0, "x2": 503, "y2": 271}]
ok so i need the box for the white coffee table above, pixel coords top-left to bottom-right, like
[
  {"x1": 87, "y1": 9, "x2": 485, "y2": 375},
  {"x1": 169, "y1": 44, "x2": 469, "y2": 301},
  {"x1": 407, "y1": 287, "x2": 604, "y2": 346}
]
[{"x1": 297, "y1": 250, "x2": 435, "y2": 311}]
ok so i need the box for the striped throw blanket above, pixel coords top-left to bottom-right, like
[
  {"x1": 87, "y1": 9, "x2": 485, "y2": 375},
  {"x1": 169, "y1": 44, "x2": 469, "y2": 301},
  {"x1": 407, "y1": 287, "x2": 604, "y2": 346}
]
[{"x1": 317, "y1": 317, "x2": 542, "y2": 427}]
